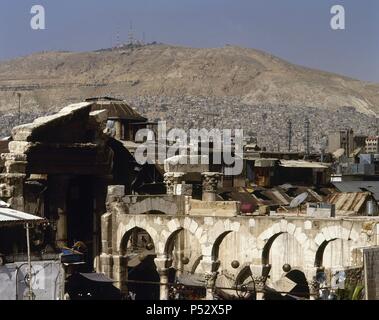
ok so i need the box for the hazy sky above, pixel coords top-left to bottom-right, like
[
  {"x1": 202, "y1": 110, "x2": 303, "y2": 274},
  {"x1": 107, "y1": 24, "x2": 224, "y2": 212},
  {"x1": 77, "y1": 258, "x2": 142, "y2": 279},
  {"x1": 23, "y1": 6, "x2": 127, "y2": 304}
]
[{"x1": 0, "y1": 0, "x2": 378, "y2": 82}]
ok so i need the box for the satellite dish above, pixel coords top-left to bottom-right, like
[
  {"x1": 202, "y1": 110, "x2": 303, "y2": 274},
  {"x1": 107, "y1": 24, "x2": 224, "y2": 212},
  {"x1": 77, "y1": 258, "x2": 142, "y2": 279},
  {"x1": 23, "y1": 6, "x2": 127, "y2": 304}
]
[
  {"x1": 280, "y1": 184, "x2": 293, "y2": 190},
  {"x1": 333, "y1": 148, "x2": 345, "y2": 159},
  {"x1": 289, "y1": 192, "x2": 308, "y2": 208}
]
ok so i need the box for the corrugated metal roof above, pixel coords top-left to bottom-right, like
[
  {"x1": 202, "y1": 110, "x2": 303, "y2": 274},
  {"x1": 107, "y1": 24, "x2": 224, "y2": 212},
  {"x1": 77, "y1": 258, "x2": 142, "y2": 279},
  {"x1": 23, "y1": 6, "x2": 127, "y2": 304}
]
[
  {"x1": 280, "y1": 160, "x2": 329, "y2": 169},
  {"x1": 0, "y1": 208, "x2": 45, "y2": 226},
  {"x1": 327, "y1": 192, "x2": 371, "y2": 213},
  {"x1": 86, "y1": 97, "x2": 147, "y2": 121},
  {"x1": 333, "y1": 181, "x2": 379, "y2": 201},
  {"x1": 259, "y1": 188, "x2": 292, "y2": 206}
]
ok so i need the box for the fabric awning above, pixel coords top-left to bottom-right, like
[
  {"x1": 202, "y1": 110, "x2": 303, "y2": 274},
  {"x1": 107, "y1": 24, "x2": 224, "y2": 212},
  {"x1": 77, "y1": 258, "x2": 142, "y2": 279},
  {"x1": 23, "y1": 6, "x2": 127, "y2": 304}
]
[{"x1": 0, "y1": 207, "x2": 45, "y2": 227}]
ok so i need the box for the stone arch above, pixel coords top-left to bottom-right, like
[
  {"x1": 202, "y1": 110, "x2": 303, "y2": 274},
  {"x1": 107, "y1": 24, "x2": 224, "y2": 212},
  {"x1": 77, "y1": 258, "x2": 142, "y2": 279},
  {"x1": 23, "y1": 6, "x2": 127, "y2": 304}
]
[
  {"x1": 259, "y1": 221, "x2": 305, "y2": 265},
  {"x1": 126, "y1": 196, "x2": 180, "y2": 215},
  {"x1": 117, "y1": 225, "x2": 161, "y2": 300},
  {"x1": 313, "y1": 225, "x2": 359, "y2": 268},
  {"x1": 259, "y1": 221, "x2": 307, "y2": 284},
  {"x1": 162, "y1": 221, "x2": 204, "y2": 274},
  {"x1": 314, "y1": 239, "x2": 336, "y2": 268},
  {"x1": 206, "y1": 219, "x2": 241, "y2": 260},
  {"x1": 162, "y1": 218, "x2": 205, "y2": 255},
  {"x1": 191, "y1": 255, "x2": 203, "y2": 274},
  {"x1": 164, "y1": 228, "x2": 184, "y2": 256},
  {"x1": 116, "y1": 217, "x2": 161, "y2": 255},
  {"x1": 119, "y1": 226, "x2": 156, "y2": 256},
  {"x1": 212, "y1": 231, "x2": 233, "y2": 261},
  {"x1": 262, "y1": 232, "x2": 284, "y2": 265}
]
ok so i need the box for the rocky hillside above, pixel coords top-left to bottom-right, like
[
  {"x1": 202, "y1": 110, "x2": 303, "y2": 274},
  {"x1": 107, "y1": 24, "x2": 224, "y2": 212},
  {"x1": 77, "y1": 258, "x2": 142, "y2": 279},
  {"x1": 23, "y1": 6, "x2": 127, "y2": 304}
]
[{"x1": 0, "y1": 44, "x2": 378, "y2": 150}]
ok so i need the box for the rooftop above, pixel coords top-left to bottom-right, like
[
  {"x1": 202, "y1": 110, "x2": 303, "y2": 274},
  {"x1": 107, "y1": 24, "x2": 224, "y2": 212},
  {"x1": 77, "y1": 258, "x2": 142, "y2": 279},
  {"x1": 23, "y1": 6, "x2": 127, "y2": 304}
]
[{"x1": 86, "y1": 97, "x2": 147, "y2": 122}]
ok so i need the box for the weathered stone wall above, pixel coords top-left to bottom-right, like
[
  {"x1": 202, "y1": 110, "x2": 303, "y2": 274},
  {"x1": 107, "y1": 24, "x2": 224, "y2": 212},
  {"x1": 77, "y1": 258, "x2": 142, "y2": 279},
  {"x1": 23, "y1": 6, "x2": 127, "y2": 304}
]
[
  {"x1": 363, "y1": 246, "x2": 379, "y2": 300},
  {"x1": 100, "y1": 185, "x2": 379, "y2": 298}
]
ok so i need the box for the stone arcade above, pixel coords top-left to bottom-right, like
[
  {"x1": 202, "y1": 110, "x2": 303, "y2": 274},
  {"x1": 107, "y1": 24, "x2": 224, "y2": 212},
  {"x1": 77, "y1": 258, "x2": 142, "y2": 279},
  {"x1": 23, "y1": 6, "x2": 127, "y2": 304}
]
[{"x1": 99, "y1": 178, "x2": 379, "y2": 300}]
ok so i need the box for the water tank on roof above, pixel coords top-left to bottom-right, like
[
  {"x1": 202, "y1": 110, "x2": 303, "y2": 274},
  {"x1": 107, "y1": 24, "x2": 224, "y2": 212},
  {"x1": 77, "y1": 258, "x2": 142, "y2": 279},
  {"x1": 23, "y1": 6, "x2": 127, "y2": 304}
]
[{"x1": 366, "y1": 200, "x2": 378, "y2": 216}]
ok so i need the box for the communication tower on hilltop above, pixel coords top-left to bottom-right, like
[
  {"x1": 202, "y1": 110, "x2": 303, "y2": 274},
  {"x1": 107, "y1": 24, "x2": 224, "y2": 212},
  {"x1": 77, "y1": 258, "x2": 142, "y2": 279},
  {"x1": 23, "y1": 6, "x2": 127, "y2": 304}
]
[
  {"x1": 116, "y1": 27, "x2": 121, "y2": 48},
  {"x1": 128, "y1": 21, "x2": 134, "y2": 46}
]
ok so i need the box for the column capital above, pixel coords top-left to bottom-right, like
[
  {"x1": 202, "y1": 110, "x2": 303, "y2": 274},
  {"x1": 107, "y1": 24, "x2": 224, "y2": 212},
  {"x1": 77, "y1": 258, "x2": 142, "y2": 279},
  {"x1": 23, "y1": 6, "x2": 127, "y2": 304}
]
[
  {"x1": 164, "y1": 172, "x2": 185, "y2": 195},
  {"x1": 250, "y1": 264, "x2": 270, "y2": 294},
  {"x1": 154, "y1": 256, "x2": 173, "y2": 270},
  {"x1": 164, "y1": 172, "x2": 175, "y2": 195},
  {"x1": 201, "y1": 172, "x2": 222, "y2": 201},
  {"x1": 201, "y1": 172, "x2": 222, "y2": 191},
  {"x1": 252, "y1": 275, "x2": 266, "y2": 292},
  {"x1": 308, "y1": 279, "x2": 320, "y2": 299}
]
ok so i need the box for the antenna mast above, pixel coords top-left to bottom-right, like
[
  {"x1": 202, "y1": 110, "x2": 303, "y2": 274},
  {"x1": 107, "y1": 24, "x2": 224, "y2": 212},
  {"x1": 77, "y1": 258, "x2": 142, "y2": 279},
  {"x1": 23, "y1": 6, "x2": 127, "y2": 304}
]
[
  {"x1": 304, "y1": 118, "x2": 310, "y2": 156},
  {"x1": 128, "y1": 21, "x2": 134, "y2": 46},
  {"x1": 287, "y1": 119, "x2": 292, "y2": 152},
  {"x1": 116, "y1": 27, "x2": 121, "y2": 48}
]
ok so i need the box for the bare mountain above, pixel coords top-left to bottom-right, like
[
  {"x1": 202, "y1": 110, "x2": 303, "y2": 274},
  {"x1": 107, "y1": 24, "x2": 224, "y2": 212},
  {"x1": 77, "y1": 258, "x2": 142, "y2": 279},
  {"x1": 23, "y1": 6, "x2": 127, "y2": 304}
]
[{"x1": 0, "y1": 44, "x2": 378, "y2": 116}]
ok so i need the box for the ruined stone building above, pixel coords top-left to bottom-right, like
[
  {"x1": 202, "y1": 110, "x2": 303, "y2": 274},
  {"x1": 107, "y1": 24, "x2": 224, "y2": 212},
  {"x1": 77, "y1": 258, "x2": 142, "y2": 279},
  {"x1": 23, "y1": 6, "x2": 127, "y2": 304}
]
[
  {"x1": 100, "y1": 156, "x2": 379, "y2": 300},
  {"x1": 0, "y1": 99, "x2": 163, "y2": 270}
]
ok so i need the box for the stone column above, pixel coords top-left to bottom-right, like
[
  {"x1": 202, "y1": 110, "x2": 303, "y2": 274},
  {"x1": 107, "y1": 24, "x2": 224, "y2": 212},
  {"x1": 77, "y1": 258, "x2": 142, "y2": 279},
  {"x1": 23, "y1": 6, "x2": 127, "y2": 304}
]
[
  {"x1": 204, "y1": 271, "x2": 219, "y2": 300},
  {"x1": 201, "y1": 172, "x2": 222, "y2": 201},
  {"x1": 305, "y1": 267, "x2": 321, "y2": 300},
  {"x1": 49, "y1": 176, "x2": 71, "y2": 248},
  {"x1": 112, "y1": 255, "x2": 128, "y2": 297},
  {"x1": 100, "y1": 253, "x2": 113, "y2": 279},
  {"x1": 200, "y1": 259, "x2": 220, "y2": 300},
  {"x1": 252, "y1": 275, "x2": 266, "y2": 300},
  {"x1": 0, "y1": 153, "x2": 28, "y2": 211},
  {"x1": 308, "y1": 279, "x2": 320, "y2": 300},
  {"x1": 164, "y1": 172, "x2": 185, "y2": 195},
  {"x1": 174, "y1": 231, "x2": 185, "y2": 277},
  {"x1": 164, "y1": 173, "x2": 175, "y2": 195},
  {"x1": 158, "y1": 268, "x2": 170, "y2": 300},
  {"x1": 115, "y1": 120, "x2": 123, "y2": 140},
  {"x1": 155, "y1": 256, "x2": 172, "y2": 300},
  {"x1": 250, "y1": 265, "x2": 268, "y2": 300}
]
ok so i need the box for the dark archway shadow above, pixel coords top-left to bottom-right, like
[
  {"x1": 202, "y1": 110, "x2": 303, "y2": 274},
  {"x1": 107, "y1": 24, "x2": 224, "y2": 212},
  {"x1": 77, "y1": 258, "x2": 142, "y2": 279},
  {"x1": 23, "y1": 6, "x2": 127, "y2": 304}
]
[{"x1": 120, "y1": 227, "x2": 159, "y2": 300}]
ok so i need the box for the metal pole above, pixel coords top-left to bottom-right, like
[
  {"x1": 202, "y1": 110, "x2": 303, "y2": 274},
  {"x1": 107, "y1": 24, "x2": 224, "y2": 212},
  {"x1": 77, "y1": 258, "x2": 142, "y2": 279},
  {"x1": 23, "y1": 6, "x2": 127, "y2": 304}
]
[
  {"x1": 304, "y1": 118, "x2": 310, "y2": 156},
  {"x1": 17, "y1": 92, "x2": 21, "y2": 125},
  {"x1": 288, "y1": 119, "x2": 292, "y2": 152},
  {"x1": 25, "y1": 223, "x2": 34, "y2": 300}
]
